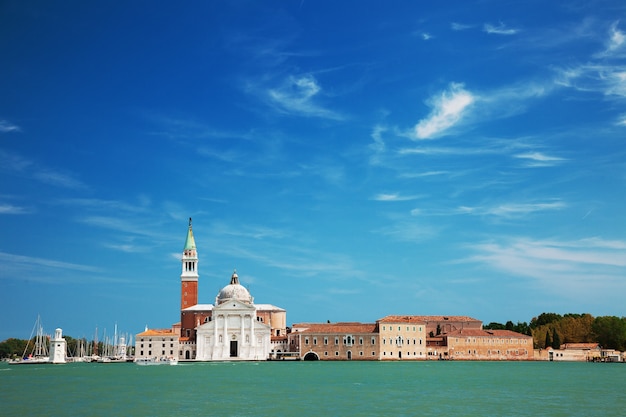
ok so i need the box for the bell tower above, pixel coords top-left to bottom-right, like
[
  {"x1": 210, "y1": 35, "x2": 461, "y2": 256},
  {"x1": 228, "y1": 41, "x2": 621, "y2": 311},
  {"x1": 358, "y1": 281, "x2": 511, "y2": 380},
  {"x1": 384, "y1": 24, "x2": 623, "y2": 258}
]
[{"x1": 181, "y1": 217, "x2": 198, "y2": 310}]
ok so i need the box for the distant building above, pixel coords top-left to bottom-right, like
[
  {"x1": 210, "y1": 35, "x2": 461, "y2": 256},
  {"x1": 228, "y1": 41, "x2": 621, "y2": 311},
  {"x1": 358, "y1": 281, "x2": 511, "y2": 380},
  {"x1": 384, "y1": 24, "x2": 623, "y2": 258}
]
[
  {"x1": 136, "y1": 218, "x2": 287, "y2": 361},
  {"x1": 289, "y1": 322, "x2": 379, "y2": 360},
  {"x1": 445, "y1": 329, "x2": 533, "y2": 360},
  {"x1": 290, "y1": 316, "x2": 532, "y2": 361},
  {"x1": 135, "y1": 328, "x2": 179, "y2": 360},
  {"x1": 136, "y1": 218, "x2": 538, "y2": 362}
]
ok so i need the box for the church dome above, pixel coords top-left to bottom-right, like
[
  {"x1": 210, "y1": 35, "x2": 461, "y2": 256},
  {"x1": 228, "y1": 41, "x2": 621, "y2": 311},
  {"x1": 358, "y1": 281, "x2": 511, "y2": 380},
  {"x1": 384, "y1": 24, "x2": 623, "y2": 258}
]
[{"x1": 216, "y1": 270, "x2": 253, "y2": 305}]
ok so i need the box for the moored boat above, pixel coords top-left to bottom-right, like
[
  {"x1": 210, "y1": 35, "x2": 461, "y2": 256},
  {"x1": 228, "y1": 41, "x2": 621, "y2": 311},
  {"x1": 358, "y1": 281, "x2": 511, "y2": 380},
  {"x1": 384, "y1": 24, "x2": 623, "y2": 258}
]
[{"x1": 134, "y1": 356, "x2": 178, "y2": 366}]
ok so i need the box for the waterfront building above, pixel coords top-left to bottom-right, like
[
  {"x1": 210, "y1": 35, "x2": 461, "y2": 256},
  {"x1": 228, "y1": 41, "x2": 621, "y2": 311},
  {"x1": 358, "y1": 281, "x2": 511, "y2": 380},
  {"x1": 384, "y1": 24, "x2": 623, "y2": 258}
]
[
  {"x1": 173, "y1": 218, "x2": 286, "y2": 361},
  {"x1": 135, "y1": 328, "x2": 179, "y2": 360},
  {"x1": 377, "y1": 316, "x2": 427, "y2": 360},
  {"x1": 289, "y1": 322, "x2": 379, "y2": 360},
  {"x1": 444, "y1": 329, "x2": 533, "y2": 360},
  {"x1": 290, "y1": 316, "x2": 532, "y2": 361}
]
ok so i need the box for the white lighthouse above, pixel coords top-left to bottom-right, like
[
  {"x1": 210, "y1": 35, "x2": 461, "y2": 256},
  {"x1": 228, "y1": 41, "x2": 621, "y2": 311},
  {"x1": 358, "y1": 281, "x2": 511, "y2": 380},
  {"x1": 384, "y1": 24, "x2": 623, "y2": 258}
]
[{"x1": 49, "y1": 328, "x2": 67, "y2": 364}]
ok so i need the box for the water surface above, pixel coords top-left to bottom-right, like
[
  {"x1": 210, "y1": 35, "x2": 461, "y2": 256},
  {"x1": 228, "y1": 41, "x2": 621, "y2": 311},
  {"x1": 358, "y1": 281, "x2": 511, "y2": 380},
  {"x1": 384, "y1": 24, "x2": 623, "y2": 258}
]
[{"x1": 1, "y1": 361, "x2": 623, "y2": 416}]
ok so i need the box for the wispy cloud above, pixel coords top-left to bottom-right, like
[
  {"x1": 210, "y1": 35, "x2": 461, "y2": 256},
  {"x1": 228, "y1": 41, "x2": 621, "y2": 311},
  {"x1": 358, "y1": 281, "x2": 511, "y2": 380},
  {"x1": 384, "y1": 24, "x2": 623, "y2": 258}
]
[
  {"x1": 414, "y1": 83, "x2": 475, "y2": 139},
  {"x1": 600, "y1": 22, "x2": 626, "y2": 56},
  {"x1": 421, "y1": 33, "x2": 433, "y2": 41},
  {"x1": 0, "y1": 203, "x2": 31, "y2": 214},
  {"x1": 372, "y1": 193, "x2": 423, "y2": 202},
  {"x1": 412, "y1": 200, "x2": 566, "y2": 219},
  {"x1": 483, "y1": 22, "x2": 519, "y2": 35},
  {"x1": 464, "y1": 237, "x2": 626, "y2": 296},
  {"x1": 0, "y1": 251, "x2": 100, "y2": 274},
  {"x1": 555, "y1": 63, "x2": 626, "y2": 98},
  {"x1": 514, "y1": 151, "x2": 566, "y2": 167},
  {"x1": 0, "y1": 120, "x2": 20, "y2": 133},
  {"x1": 374, "y1": 221, "x2": 439, "y2": 242},
  {"x1": 0, "y1": 149, "x2": 87, "y2": 190},
  {"x1": 368, "y1": 124, "x2": 387, "y2": 165},
  {"x1": 451, "y1": 22, "x2": 473, "y2": 31},
  {"x1": 32, "y1": 169, "x2": 87, "y2": 190},
  {"x1": 263, "y1": 74, "x2": 344, "y2": 120}
]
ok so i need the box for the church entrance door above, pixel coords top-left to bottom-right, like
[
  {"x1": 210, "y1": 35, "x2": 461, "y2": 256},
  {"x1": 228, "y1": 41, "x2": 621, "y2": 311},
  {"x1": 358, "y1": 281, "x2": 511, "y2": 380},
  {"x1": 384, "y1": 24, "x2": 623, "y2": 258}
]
[{"x1": 230, "y1": 341, "x2": 238, "y2": 357}]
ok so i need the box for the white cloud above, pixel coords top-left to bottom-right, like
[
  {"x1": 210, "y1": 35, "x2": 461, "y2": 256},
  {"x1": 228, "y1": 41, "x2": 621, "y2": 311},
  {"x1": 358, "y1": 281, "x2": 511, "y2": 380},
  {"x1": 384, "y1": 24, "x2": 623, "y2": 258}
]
[
  {"x1": 412, "y1": 200, "x2": 566, "y2": 219},
  {"x1": 372, "y1": 193, "x2": 422, "y2": 202},
  {"x1": 483, "y1": 22, "x2": 519, "y2": 35},
  {"x1": 555, "y1": 64, "x2": 626, "y2": 98},
  {"x1": 265, "y1": 74, "x2": 343, "y2": 120},
  {"x1": 368, "y1": 125, "x2": 387, "y2": 165},
  {"x1": 605, "y1": 22, "x2": 625, "y2": 54},
  {"x1": 0, "y1": 120, "x2": 20, "y2": 133},
  {"x1": 464, "y1": 237, "x2": 626, "y2": 296},
  {"x1": 374, "y1": 221, "x2": 439, "y2": 242},
  {"x1": 33, "y1": 169, "x2": 87, "y2": 190},
  {"x1": 0, "y1": 203, "x2": 31, "y2": 214},
  {"x1": 451, "y1": 22, "x2": 472, "y2": 31},
  {"x1": 514, "y1": 151, "x2": 566, "y2": 167},
  {"x1": 414, "y1": 83, "x2": 475, "y2": 139},
  {"x1": 482, "y1": 202, "x2": 566, "y2": 218},
  {"x1": 0, "y1": 251, "x2": 100, "y2": 273},
  {"x1": 422, "y1": 33, "x2": 432, "y2": 41}
]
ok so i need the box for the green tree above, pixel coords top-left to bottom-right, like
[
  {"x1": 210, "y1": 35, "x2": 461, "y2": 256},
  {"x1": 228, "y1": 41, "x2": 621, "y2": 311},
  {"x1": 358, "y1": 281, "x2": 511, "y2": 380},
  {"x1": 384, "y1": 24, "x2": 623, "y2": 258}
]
[
  {"x1": 592, "y1": 316, "x2": 626, "y2": 350},
  {"x1": 531, "y1": 313, "x2": 563, "y2": 329},
  {"x1": 0, "y1": 338, "x2": 28, "y2": 359},
  {"x1": 484, "y1": 322, "x2": 505, "y2": 330},
  {"x1": 552, "y1": 328, "x2": 561, "y2": 349},
  {"x1": 544, "y1": 330, "x2": 551, "y2": 349}
]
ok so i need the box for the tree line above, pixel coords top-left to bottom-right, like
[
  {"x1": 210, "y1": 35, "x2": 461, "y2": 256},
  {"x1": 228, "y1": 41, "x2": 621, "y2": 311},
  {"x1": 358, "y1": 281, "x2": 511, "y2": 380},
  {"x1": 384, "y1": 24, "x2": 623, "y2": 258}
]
[
  {"x1": 484, "y1": 313, "x2": 626, "y2": 351},
  {"x1": 0, "y1": 336, "x2": 108, "y2": 360}
]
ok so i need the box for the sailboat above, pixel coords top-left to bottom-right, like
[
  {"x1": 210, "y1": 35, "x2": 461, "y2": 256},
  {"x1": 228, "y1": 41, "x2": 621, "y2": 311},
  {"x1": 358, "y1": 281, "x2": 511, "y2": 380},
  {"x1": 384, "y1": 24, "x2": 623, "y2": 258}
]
[{"x1": 10, "y1": 315, "x2": 50, "y2": 365}]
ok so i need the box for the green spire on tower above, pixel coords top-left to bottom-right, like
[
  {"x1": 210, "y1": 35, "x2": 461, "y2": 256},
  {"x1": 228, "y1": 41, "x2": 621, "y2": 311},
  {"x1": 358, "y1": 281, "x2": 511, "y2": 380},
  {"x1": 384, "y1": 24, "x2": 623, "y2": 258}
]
[{"x1": 184, "y1": 217, "x2": 196, "y2": 250}]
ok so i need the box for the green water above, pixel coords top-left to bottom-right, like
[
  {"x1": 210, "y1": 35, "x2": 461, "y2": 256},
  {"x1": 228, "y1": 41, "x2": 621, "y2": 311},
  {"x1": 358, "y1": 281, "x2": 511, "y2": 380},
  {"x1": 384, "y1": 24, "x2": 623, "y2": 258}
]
[{"x1": 1, "y1": 361, "x2": 624, "y2": 416}]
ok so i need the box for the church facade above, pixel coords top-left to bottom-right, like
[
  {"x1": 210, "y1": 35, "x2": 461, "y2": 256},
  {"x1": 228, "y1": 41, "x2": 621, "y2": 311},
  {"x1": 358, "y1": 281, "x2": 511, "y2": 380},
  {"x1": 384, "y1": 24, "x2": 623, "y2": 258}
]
[{"x1": 170, "y1": 219, "x2": 286, "y2": 361}]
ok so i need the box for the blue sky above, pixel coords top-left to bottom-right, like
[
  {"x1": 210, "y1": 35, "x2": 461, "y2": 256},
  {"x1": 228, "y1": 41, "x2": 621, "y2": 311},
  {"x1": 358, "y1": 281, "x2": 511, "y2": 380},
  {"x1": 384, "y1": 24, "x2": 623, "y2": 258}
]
[{"x1": 1, "y1": 1, "x2": 625, "y2": 342}]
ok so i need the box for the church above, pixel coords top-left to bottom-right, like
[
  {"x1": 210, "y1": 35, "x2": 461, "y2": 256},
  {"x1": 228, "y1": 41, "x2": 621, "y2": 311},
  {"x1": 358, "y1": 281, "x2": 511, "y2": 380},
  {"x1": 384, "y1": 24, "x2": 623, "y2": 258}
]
[{"x1": 135, "y1": 219, "x2": 287, "y2": 361}]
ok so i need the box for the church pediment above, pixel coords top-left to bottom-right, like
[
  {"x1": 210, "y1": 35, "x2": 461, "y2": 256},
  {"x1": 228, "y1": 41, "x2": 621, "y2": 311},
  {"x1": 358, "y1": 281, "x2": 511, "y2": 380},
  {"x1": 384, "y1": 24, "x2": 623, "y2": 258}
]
[{"x1": 215, "y1": 299, "x2": 256, "y2": 312}]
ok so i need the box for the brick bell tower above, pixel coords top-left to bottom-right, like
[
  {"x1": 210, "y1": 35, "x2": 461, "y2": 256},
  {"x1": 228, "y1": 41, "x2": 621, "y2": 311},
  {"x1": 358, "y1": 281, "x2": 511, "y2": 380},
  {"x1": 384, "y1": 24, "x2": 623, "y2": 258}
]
[{"x1": 180, "y1": 217, "x2": 198, "y2": 311}]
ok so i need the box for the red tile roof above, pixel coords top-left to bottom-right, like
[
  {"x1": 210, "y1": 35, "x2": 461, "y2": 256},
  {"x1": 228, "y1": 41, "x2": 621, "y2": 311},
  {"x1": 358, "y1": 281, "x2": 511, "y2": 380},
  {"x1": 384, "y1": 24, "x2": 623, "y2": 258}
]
[
  {"x1": 136, "y1": 328, "x2": 178, "y2": 337},
  {"x1": 378, "y1": 315, "x2": 481, "y2": 323}
]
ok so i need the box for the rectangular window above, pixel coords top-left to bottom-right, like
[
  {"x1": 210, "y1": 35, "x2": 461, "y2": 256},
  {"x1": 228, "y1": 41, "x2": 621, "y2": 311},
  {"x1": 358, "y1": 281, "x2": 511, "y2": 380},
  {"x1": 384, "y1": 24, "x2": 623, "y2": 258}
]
[
  {"x1": 324, "y1": 337, "x2": 328, "y2": 345},
  {"x1": 359, "y1": 337, "x2": 363, "y2": 345},
  {"x1": 372, "y1": 337, "x2": 375, "y2": 345},
  {"x1": 305, "y1": 337, "x2": 309, "y2": 345},
  {"x1": 335, "y1": 337, "x2": 339, "y2": 345},
  {"x1": 313, "y1": 337, "x2": 317, "y2": 345},
  {"x1": 335, "y1": 351, "x2": 339, "y2": 356}
]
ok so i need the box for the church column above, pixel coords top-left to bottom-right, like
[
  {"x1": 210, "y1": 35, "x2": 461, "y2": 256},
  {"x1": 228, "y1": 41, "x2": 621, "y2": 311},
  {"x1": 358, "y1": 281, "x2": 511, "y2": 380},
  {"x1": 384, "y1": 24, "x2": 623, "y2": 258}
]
[
  {"x1": 240, "y1": 315, "x2": 245, "y2": 345},
  {"x1": 223, "y1": 315, "x2": 228, "y2": 357},
  {"x1": 251, "y1": 316, "x2": 255, "y2": 346}
]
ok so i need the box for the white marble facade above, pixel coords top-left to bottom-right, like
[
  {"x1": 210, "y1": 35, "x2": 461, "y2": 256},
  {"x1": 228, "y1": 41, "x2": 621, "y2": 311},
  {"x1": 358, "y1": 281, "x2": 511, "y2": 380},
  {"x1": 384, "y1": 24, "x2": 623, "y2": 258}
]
[{"x1": 196, "y1": 299, "x2": 271, "y2": 360}]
